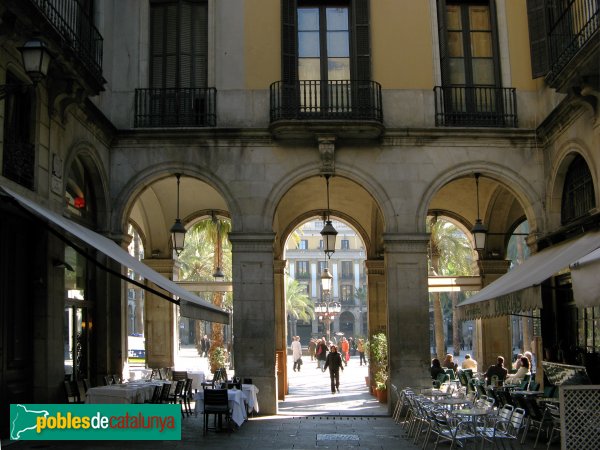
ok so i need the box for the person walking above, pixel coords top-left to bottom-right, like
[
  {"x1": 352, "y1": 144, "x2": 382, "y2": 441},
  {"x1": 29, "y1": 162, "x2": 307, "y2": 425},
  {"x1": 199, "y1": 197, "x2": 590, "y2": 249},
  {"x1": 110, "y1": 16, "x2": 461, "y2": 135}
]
[
  {"x1": 323, "y1": 345, "x2": 344, "y2": 393},
  {"x1": 200, "y1": 334, "x2": 210, "y2": 358},
  {"x1": 308, "y1": 338, "x2": 317, "y2": 361},
  {"x1": 315, "y1": 338, "x2": 328, "y2": 370},
  {"x1": 357, "y1": 338, "x2": 366, "y2": 366},
  {"x1": 291, "y1": 336, "x2": 303, "y2": 372},
  {"x1": 340, "y1": 337, "x2": 350, "y2": 367}
]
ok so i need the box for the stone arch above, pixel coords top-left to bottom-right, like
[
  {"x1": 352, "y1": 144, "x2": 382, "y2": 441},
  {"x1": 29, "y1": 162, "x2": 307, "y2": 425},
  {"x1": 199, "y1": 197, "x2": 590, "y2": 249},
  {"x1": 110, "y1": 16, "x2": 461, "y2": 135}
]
[
  {"x1": 110, "y1": 163, "x2": 241, "y2": 239},
  {"x1": 63, "y1": 141, "x2": 110, "y2": 230},
  {"x1": 547, "y1": 140, "x2": 598, "y2": 230},
  {"x1": 418, "y1": 161, "x2": 545, "y2": 236}
]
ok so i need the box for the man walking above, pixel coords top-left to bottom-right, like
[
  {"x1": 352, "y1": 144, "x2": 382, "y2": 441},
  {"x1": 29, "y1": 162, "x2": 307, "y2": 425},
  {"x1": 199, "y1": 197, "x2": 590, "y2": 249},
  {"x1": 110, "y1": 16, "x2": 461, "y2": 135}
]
[
  {"x1": 323, "y1": 345, "x2": 344, "y2": 393},
  {"x1": 200, "y1": 334, "x2": 210, "y2": 357}
]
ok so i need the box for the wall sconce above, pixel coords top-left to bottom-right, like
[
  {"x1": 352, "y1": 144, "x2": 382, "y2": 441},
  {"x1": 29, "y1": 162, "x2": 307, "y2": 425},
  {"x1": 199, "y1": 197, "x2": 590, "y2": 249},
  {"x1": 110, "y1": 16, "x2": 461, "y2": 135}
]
[{"x1": 0, "y1": 39, "x2": 53, "y2": 100}]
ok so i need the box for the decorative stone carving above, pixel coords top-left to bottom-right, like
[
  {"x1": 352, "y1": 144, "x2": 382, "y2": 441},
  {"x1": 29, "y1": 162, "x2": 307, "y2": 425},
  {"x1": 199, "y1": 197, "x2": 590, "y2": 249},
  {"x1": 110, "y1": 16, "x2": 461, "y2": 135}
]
[{"x1": 318, "y1": 135, "x2": 336, "y2": 175}]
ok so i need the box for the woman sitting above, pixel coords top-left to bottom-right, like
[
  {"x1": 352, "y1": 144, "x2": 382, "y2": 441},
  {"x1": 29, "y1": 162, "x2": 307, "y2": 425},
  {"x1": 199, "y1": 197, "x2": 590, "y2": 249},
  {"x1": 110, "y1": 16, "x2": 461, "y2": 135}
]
[
  {"x1": 442, "y1": 353, "x2": 458, "y2": 372},
  {"x1": 504, "y1": 356, "x2": 531, "y2": 385},
  {"x1": 431, "y1": 358, "x2": 445, "y2": 380}
]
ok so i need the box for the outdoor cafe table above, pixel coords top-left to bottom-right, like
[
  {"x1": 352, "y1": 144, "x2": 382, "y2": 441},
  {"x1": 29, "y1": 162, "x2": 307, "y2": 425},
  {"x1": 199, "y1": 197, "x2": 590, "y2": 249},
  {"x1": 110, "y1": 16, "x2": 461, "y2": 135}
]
[
  {"x1": 85, "y1": 381, "x2": 166, "y2": 404},
  {"x1": 420, "y1": 388, "x2": 451, "y2": 399},
  {"x1": 434, "y1": 397, "x2": 471, "y2": 410},
  {"x1": 452, "y1": 407, "x2": 496, "y2": 449},
  {"x1": 194, "y1": 388, "x2": 248, "y2": 427},
  {"x1": 185, "y1": 370, "x2": 206, "y2": 391}
]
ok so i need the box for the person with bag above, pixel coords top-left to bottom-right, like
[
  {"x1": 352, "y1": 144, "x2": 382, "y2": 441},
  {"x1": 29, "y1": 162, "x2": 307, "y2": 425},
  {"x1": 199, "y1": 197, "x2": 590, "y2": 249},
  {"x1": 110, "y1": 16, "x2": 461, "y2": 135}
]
[
  {"x1": 323, "y1": 345, "x2": 344, "y2": 393},
  {"x1": 315, "y1": 338, "x2": 328, "y2": 370}
]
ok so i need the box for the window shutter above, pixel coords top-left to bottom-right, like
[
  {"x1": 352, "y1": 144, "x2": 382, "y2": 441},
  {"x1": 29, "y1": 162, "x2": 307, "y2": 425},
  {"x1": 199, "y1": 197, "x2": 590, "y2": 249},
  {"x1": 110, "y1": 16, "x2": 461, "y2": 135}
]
[
  {"x1": 436, "y1": 0, "x2": 449, "y2": 86},
  {"x1": 526, "y1": 0, "x2": 549, "y2": 78},
  {"x1": 352, "y1": 0, "x2": 371, "y2": 81},
  {"x1": 281, "y1": 0, "x2": 297, "y2": 83},
  {"x1": 191, "y1": 1, "x2": 208, "y2": 88},
  {"x1": 150, "y1": 3, "x2": 166, "y2": 89}
]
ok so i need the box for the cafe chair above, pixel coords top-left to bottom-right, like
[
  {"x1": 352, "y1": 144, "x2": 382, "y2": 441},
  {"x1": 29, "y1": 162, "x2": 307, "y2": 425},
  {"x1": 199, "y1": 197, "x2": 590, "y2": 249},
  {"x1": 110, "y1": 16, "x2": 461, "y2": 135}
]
[
  {"x1": 145, "y1": 385, "x2": 162, "y2": 404},
  {"x1": 484, "y1": 406, "x2": 527, "y2": 447},
  {"x1": 159, "y1": 383, "x2": 172, "y2": 404},
  {"x1": 63, "y1": 380, "x2": 83, "y2": 403},
  {"x1": 243, "y1": 378, "x2": 252, "y2": 385},
  {"x1": 203, "y1": 388, "x2": 232, "y2": 435},
  {"x1": 227, "y1": 381, "x2": 242, "y2": 390},
  {"x1": 537, "y1": 402, "x2": 561, "y2": 449},
  {"x1": 182, "y1": 378, "x2": 194, "y2": 416},
  {"x1": 172, "y1": 370, "x2": 188, "y2": 381}
]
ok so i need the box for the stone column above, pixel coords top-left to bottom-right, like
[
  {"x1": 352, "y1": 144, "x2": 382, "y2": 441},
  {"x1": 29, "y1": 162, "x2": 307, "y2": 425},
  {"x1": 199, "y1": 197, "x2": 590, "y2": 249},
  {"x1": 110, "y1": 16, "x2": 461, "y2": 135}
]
[
  {"x1": 475, "y1": 259, "x2": 511, "y2": 370},
  {"x1": 365, "y1": 259, "x2": 385, "y2": 393},
  {"x1": 229, "y1": 232, "x2": 277, "y2": 414},
  {"x1": 141, "y1": 258, "x2": 178, "y2": 370},
  {"x1": 273, "y1": 259, "x2": 287, "y2": 399},
  {"x1": 384, "y1": 233, "x2": 431, "y2": 393}
]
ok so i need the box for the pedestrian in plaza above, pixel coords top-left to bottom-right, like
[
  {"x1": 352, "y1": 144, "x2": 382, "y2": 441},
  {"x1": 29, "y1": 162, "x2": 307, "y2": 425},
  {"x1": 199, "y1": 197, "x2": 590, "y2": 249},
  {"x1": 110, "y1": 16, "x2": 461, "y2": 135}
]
[
  {"x1": 316, "y1": 338, "x2": 328, "y2": 370},
  {"x1": 430, "y1": 358, "x2": 445, "y2": 380},
  {"x1": 349, "y1": 337, "x2": 357, "y2": 356},
  {"x1": 357, "y1": 338, "x2": 366, "y2": 366},
  {"x1": 340, "y1": 337, "x2": 350, "y2": 367},
  {"x1": 323, "y1": 345, "x2": 344, "y2": 393},
  {"x1": 200, "y1": 334, "x2": 210, "y2": 358},
  {"x1": 485, "y1": 356, "x2": 508, "y2": 386},
  {"x1": 308, "y1": 338, "x2": 317, "y2": 361},
  {"x1": 461, "y1": 354, "x2": 478, "y2": 371},
  {"x1": 442, "y1": 353, "x2": 458, "y2": 372},
  {"x1": 291, "y1": 336, "x2": 303, "y2": 372}
]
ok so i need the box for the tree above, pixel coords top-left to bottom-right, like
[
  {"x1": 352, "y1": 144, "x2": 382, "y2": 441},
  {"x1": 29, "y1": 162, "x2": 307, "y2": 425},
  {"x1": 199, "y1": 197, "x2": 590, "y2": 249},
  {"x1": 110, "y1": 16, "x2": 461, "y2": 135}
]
[
  {"x1": 428, "y1": 216, "x2": 474, "y2": 359},
  {"x1": 286, "y1": 278, "x2": 314, "y2": 340}
]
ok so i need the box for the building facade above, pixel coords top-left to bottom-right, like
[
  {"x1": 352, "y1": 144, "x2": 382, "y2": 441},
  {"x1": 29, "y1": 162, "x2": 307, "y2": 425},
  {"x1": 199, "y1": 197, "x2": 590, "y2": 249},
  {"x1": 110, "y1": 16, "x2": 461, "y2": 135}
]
[{"x1": 1, "y1": 0, "x2": 599, "y2": 432}]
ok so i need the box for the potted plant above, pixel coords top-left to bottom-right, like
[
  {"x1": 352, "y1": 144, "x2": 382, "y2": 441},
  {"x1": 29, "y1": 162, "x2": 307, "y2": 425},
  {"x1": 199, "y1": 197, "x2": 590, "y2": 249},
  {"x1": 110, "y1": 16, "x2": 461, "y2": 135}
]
[
  {"x1": 369, "y1": 332, "x2": 388, "y2": 402},
  {"x1": 363, "y1": 339, "x2": 370, "y2": 387},
  {"x1": 208, "y1": 346, "x2": 228, "y2": 374}
]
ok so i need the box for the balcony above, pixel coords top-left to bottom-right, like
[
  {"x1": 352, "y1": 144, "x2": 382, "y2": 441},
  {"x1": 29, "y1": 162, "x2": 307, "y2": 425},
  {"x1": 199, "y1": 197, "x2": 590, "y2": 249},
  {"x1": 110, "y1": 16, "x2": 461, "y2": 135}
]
[
  {"x1": 269, "y1": 80, "x2": 384, "y2": 138},
  {"x1": 134, "y1": 88, "x2": 217, "y2": 128},
  {"x1": 434, "y1": 86, "x2": 518, "y2": 128},
  {"x1": 546, "y1": 0, "x2": 599, "y2": 91}
]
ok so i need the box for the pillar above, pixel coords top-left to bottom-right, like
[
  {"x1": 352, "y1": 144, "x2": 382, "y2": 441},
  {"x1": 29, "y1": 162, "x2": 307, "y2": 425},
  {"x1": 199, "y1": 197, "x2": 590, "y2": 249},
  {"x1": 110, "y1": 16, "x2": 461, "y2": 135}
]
[
  {"x1": 384, "y1": 233, "x2": 431, "y2": 393},
  {"x1": 142, "y1": 258, "x2": 178, "y2": 370},
  {"x1": 475, "y1": 259, "x2": 512, "y2": 370},
  {"x1": 229, "y1": 232, "x2": 277, "y2": 414},
  {"x1": 273, "y1": 259, "x2": 287, "y2": 399}
]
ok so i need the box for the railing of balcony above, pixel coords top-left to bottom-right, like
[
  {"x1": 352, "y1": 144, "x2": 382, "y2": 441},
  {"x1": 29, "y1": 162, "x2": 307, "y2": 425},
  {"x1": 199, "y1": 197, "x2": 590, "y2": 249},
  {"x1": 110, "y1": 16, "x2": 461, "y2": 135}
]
[
  {"x1": 270, "y1": 80, "x2": 383, "y2": 122},
  {"x1": 547, "y1": 0, "x2": 599, "y2": 82},
  {"x1": 434, "y1": 86, "x2": 518, "y2": 127},
  {"x1": 31, "y1": 0, "x2": 103, "y2": 81},
  {"x1": 134, "y1": 88, "x2": 217, "y2": 128}
]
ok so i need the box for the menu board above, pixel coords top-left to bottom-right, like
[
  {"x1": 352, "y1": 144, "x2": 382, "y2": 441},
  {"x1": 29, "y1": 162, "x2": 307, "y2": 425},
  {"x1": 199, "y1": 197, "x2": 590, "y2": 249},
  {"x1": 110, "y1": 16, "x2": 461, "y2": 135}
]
[{"x1": 542, "y1": 361, "x2": 591, "y2": 385}]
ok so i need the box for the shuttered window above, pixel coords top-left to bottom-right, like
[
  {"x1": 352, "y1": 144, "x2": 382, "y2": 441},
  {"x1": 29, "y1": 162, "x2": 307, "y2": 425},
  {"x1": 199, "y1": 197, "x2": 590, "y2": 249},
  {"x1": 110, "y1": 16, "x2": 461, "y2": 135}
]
[
  {"x1": 150, "y1": 0, "x2": 208, "y2": 89},
  {"x1": 526, "y1": 0, "x2": 549, "y2": 78}
]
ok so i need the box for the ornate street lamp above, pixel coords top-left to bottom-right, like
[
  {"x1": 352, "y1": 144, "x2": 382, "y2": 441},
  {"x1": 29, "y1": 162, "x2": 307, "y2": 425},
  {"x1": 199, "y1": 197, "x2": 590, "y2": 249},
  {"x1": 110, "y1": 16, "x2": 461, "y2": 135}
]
[
  {"x1": 316, "y1": 263, "x2": 341, "y2": 342},
  {"x1": 320, "y1": 174, "x2": 338, "y2": 259},
  {"x1": 170, "y1": 174, "x2": 186, "y2": 256},
  {"x1": 471, "y1": 173, "x2": 487, "y2": 253},
  {"x1": 0, "y1": 39, "x2": 53, "y2": 100}
]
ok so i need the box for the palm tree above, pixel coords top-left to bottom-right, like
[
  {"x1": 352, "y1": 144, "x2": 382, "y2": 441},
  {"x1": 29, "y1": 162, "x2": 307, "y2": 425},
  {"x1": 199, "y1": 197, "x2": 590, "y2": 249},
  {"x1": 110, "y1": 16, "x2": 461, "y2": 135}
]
[
  {"x1": 286, "y1": 278, "x2": 314, "y2": 340},
  {"x1": 428, "y1": 215, "x2": 474, "y2": 359}
]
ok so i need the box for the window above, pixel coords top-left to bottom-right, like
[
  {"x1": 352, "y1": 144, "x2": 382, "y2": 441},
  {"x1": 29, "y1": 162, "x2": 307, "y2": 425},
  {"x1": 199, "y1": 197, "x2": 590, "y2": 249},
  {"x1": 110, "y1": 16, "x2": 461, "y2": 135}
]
[
  {"x1": 281, "y1": 0, "x2": 372, "y2": 115},
  {"x1": 341, "y1": 261, "x2": 353, "y2": 279},
  {"x1": 341, "y1": 239, "x2": 350, "y2": 249},
  {"x1": 561, "y1": 155, "x2": 595, "y2": 224},
  {"x1": 436, "y1": 0, "x2": 508, "y2": 126},
  {"x1": 578, "y1": 306, "x2": 600, "y2": 353},
  {"x1": 340, "y1": 284, "x2": 354, "y2": 303},
  {"x1": 299, "y1": 239, "x2": 309, "y2": 249},
  {"x1": 147, "y1": 0, "x2": 209, "y2": 126},
  {"x1": 319, "y1": 239, "x2": 324, "y2": 249},
  {"x1": 2, "y1": 72, "x2": 34, "y2": 190},
  {"x1": 318, "y1": 260, "x2": 327, "y2": 274},
  {"x1": 296, "y1": 261, "x2": 310, "y2": 279}
]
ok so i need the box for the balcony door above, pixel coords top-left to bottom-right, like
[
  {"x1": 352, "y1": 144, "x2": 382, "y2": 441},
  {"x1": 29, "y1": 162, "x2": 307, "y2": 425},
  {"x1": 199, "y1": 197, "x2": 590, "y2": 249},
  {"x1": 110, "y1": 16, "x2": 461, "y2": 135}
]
[
  {"x1": 438, "y1": 0, "x2": 503, "y2": 124},
  {"x1": 298, "y1": 4, "x2": 351, "y2": 113}
]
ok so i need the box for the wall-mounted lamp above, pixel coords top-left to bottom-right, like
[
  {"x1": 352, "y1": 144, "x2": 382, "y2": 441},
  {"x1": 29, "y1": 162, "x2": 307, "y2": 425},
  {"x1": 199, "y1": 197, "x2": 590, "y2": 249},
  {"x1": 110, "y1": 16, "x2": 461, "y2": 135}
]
[
  {"x1": 170, "y1": 174, "x2": 186, "y2": 256},
  {"x1": 471, "y1": 173, "x2": 488, "y2": 253},
  {"x1": 320, "y1": 174, "x2": 338, "y2": 259},
  {"x1": 0, "y1": 39, "x2": 53, "y2": 100},
  {"x1": 52, "y1": 258, "x2": 74, "y2": 272}
]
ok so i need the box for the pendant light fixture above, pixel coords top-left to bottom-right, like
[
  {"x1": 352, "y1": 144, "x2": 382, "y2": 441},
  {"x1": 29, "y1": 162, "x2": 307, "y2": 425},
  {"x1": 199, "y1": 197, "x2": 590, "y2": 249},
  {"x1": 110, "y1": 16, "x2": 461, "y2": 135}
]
[
  {"x1": 170, "y1": 173, "x2": 186, "y2": 256},
  {"x1": 320, "y1": 174, "x2": 338, "y2": 259},
  {"x1": 471, "y1": 173, "x2": 487, "y2": 253}
]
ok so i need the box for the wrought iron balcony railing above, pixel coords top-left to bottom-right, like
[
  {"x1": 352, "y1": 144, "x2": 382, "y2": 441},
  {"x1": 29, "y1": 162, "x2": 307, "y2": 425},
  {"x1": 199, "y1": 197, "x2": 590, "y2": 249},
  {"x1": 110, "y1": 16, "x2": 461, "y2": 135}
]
[
  {"x1": 434, "y1": 86, "x2": 518, "y2": 127},
  {"x1": 3, "y1": 142, "x2": 35, "y2": 191},
  {"x1": 31, "y1": 0, "x2": 103, "y2": 82},
  {"x1": 547, "y1": 0, "x2": 599, "y2": 84},
  {"x1": 270, "y1": 80, "x2": 383, "y2": 122},
  {"x1": 134, "y1": 88, "x2": 217, "y2": 128}
]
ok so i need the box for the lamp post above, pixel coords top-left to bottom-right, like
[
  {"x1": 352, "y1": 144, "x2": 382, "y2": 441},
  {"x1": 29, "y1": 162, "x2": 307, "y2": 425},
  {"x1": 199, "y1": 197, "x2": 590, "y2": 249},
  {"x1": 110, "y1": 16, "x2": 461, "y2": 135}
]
[{"x1": 316, "y1": 266, "x2": 341, "y2": 342}]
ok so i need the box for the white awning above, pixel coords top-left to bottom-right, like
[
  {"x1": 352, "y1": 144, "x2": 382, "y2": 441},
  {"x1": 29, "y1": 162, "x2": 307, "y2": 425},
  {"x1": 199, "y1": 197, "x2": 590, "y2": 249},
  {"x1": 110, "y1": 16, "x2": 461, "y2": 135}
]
[
  {"x1": 1, "y1": 185, "x2": 229, "y2": 324},
  {"x1": 571, "y1": 247, "x2": 600, "y2": 308},
  {"x1": 458, "y1": 230, "x2": 600, "y2": 320}
]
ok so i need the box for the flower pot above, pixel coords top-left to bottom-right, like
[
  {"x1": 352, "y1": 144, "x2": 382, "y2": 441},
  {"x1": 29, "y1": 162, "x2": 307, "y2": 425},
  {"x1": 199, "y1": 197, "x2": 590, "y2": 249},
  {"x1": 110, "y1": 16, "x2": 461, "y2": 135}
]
[{"x1": 376, "y1": 388, "x2": 388, "y2": 403}]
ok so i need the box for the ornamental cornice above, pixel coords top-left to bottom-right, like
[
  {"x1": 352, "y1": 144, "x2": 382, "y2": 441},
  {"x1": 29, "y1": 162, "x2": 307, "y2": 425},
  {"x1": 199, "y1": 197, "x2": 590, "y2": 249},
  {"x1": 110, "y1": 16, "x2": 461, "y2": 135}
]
[
  {"x1": 383, "y1": 233, "x2": 430, "y2": 254},
  {"x1": 477, "y1": 258, "x2": 511, "y2": 275},
  {"x1": 228, "y1": 232, "x2": 276, "y2": 253},
  {"x1": 114, "y1": 128, "x2": 274, "y2": 148},
  {"x1": 365, "y1": 259, "x2": 385, "y2": 275}
]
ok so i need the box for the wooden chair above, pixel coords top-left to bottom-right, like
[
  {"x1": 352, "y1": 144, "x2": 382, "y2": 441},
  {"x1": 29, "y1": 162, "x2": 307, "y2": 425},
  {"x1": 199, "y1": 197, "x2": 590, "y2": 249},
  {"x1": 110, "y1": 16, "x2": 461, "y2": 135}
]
[
  {"x1": 63, "y1": 381, "x2": 82, "y2": 403},
  {"x1": 159, "y1": 383, "x2": 172, "y2": 404},
  {"x1": 145, "y1": 385, "x2": 162, "y2": 404},
  {"x1": 172, "y1": 370, "x2": 188, "y2": 381},
  {"x1": 203, "y1": 388, "x2": 232, "y2": 435},
  {"x1": 182, "y1": 378, "x2": 194, "y2": 416}
]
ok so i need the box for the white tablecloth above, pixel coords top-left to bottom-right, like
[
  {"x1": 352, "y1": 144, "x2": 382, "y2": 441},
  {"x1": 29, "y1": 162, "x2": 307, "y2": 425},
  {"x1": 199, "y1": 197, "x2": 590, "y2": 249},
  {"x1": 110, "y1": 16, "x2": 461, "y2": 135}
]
[
  {"x1": 85, "y1": 382, "x2": 165, "y2": 404},
  {"x1": 186, "y1": 371, "x2": 206, "y2": 390},
  {"x1": 242, "y1": 384, "x2": 259, "y2": 413},
  {"x1": 194, "y1": 389, "x2": 247, "y2": 426}
]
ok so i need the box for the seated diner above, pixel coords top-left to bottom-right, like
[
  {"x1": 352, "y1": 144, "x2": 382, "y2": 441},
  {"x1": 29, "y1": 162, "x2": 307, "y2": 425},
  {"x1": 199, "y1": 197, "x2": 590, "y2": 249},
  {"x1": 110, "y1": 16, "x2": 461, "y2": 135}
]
[
  {"x1": 485, "y1": 356, "x2": 508, "y2": 386},
  {"x1": 505, "y1": 356, "x2": 531, "y2": 385}
]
